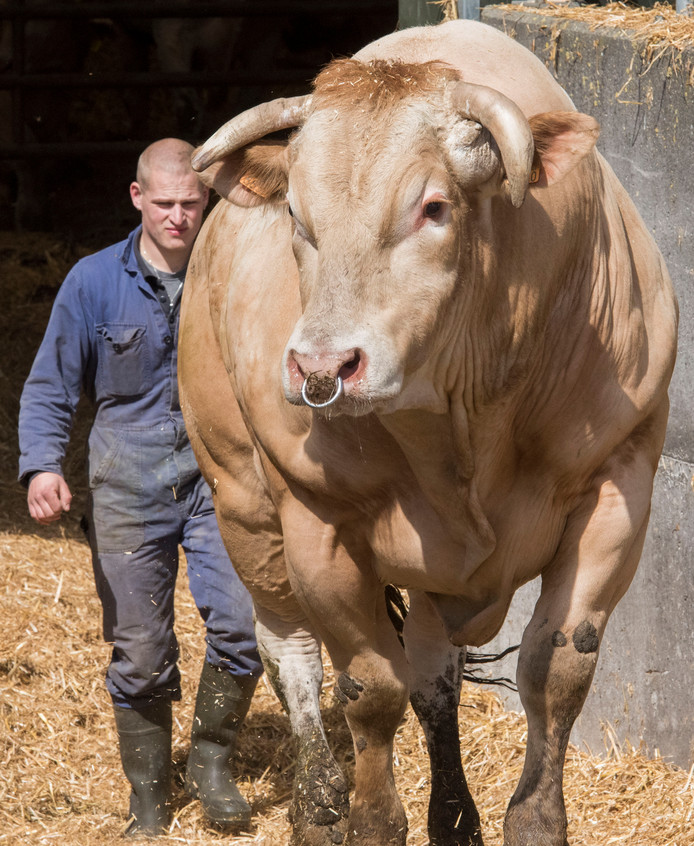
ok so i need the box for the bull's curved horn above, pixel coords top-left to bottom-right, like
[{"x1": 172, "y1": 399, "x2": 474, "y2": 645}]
[
  {"x1": 192, "y1": 95, "x2": 313, "y2": 172},
  {"x1": 449, "y1": 82, "x2": 534, "y2": 208}
]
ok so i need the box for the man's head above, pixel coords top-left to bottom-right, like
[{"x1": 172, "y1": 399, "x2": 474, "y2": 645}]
[{"x1": 130, "y1": 138, "x2": 209, "y2": 272}]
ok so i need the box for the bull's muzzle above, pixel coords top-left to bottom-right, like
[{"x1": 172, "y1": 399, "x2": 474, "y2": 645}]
[{"x1": 301, "y1": 374, "x2": 344, "y2": 408}]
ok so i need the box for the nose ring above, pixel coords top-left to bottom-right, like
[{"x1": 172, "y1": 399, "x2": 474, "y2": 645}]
[{"x1": 301, "y1": 375, "x2": 344, "y2": 408}]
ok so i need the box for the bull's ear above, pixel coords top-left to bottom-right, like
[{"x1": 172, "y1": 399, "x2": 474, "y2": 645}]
[
  {"x1": 528, "y1": 111, "x2": 600, "y2": 187},
  {"x1": 195, "y1": 140, "x2": 289, "y2": 207}
]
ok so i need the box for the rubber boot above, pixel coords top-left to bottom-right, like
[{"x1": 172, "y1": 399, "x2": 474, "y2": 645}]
[
  {"x1": 184, "y1": 662, "x2": 257, "y2": 829},
  {"x1": 113, "y1": 700, "x2": 172, "y2": 837}
]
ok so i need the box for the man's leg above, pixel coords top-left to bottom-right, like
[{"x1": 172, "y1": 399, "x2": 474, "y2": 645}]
[
  {"x1": 113, "y1": 700, "x2": 172, "y2": 837},
  {"x1": 91, "y1": 534, "x2": 180, "y2": 836},
  {"x1": 180, "y1": 479, "x2": 263, "y2": 830}
]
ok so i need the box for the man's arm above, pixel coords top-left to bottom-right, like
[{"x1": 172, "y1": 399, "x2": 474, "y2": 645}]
[{"x1": 18, "y1": 266, "x2": 92, "y2": 516}]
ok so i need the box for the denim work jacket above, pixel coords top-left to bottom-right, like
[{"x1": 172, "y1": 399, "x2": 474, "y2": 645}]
[{"x1": 19, "y1": 226, "x2": 201, "y2": 553}]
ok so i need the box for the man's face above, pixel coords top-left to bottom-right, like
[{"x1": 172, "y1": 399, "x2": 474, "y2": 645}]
[{"x1": 130, "y1": 168, "x2": 209, "y2": 256}]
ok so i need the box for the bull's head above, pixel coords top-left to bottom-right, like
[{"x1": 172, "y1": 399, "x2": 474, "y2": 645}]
[{"x1": 192, "y1": 60, "x2": 598, "y2": 416}]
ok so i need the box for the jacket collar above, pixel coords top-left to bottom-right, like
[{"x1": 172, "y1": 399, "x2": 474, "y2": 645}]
[
  {"x1": 119, "y1": 226, "x2": 160, "y2": 299},
  {"x1": 120, "y1": 225, "x2": 143, "y2": 277}
]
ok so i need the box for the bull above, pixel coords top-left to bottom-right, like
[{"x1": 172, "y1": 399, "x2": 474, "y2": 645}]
[{"x1": 178, "y1": 20, "x2": 678, "y2": 846}]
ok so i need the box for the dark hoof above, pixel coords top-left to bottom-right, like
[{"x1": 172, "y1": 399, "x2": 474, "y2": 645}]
[{"x1": 289, "y1": 746, "x2": 350, "y2": 846}]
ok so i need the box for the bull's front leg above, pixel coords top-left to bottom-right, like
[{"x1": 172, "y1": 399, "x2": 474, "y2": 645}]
[
  {"x1": 505, "y1": 443, "x2": 658, "y2": 846},
  {"x1": 332, "y1": 633, "x2": 410, "y2": 846},
  {"x1": 285, "y1": 526, "x2": 410, "y2": 846},
  {"x1": 404, "y1": 591, "x2": 484, "y2": 846},
  {"x1": 254, "y1": 606, "x2": 350, "y2": 846},
  {"x1": 504, "y1": 604, "x2": 597, "y2": 846}
]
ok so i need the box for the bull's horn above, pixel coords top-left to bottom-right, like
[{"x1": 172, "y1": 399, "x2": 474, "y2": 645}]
[
  {"x1": 449, "y1": 82, "x2": 534, "y2": 208},
  {"x1": 192, "y1": 94, "x2": 313, "y2": 172}
]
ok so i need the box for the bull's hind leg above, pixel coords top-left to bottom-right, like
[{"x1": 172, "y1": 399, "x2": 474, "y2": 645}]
[
  {"x1": 405, "y1": 591, "x2": 484, "y2": 846},
  {"x1": 254, "y1": 606, "x2": 350, "y2": 846},
  {"x1": 504, "y1": 436, "x2": 661, "y2": 846}
]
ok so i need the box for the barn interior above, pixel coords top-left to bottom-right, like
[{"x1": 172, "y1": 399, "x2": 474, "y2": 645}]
[{"x1": 0, "y1": 1, "x2": 399, "y2": 238}]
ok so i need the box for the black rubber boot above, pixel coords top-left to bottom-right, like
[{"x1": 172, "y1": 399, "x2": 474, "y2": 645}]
[
  {"x1": 184, "y1": 662, "x2": 257, "y2": 829},
  {"x1": 113, "y1": 700, "x2": 172, "y2": 837}
]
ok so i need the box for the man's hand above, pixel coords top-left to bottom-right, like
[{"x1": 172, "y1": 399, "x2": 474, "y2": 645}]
[{"x1": 27, "y1": 472, "x2": 72, "y2": 525}]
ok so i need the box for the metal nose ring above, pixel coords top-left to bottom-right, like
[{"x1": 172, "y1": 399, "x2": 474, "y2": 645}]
[{"x1": 301, "y1": 375, "x2": 344, "y2": 408}]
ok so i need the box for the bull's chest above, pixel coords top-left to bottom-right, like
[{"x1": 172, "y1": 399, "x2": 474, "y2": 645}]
[
  {"x1": 365, "y1": 469, "x2": 566, "y2": 623},
  {"x1": 263, "y1": 408, "x2": 567, "y2": 640}
]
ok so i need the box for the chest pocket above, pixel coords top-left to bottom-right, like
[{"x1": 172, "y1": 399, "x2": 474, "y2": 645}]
[{"x1": 96, "y1": 323, "x2": 153, "y2": 398}]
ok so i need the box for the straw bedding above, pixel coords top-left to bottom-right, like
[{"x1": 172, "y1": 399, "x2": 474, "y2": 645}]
[
  {"x1": 0, "y1": 223, "x2": 691, "y2": 846},
  {"x1": 496, "y1": 1, "x2": 694, "y2": 59}
]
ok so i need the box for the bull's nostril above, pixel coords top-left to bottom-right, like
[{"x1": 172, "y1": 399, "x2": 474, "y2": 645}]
[
  {"x1": 289, "y1": 352, "x2": 306, "y2": 379},
  {"x1": 338, "y1": 351, "x2": 361, "y2": 381}
]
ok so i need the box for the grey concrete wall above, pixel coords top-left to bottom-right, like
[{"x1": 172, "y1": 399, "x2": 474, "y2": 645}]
[{"x1": 479, "y1": 7, "x2": 694, "y2": 768}]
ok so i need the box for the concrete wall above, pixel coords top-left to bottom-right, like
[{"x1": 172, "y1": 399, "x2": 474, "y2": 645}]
[{"x1": 478, "y1": 7, "x2": 694, "y2": 768}]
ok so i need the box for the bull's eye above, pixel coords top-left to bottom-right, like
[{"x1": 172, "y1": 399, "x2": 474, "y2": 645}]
[
  {"x1": 288, "y1": 209, "x2": 316, "y2": 249},
  {"x1": 423, "y1": 201, "x2": 442, "y2": 218},
  {"x1": 287, "y1": 205, "x2": 294, "y2": 217}
]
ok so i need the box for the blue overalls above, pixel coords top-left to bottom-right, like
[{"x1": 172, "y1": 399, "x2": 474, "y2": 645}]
[{"x1": 19, "y1": 226, "x2": 262, "y2": 708}]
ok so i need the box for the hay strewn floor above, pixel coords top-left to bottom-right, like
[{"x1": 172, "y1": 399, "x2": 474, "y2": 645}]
[{"x1": 1, "y1": 232, "x2": 693, "y2": 846}]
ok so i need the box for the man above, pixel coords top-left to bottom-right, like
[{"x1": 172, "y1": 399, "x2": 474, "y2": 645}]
[{"x1": 18, "y1": 138, "x2": 263, "y2": 837}]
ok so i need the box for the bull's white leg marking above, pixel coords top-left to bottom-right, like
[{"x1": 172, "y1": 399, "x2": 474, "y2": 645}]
[
  {"x1": 254, "y1": 608, "x2": 350, "y2": 844},
  {"x1": 301, "y1": 375, "x2": 343, "y2": 408}
]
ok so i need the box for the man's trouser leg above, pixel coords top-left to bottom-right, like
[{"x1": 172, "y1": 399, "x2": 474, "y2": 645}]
[{"x1": 91, "y1": 532, "x2": 181, "y2": 835}]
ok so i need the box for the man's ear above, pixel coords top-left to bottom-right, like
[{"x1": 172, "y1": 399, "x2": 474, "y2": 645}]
[
  {"x1": 528, "y1": 111, "x2": 600, "y2": 187},
  {"x1": 195, "y1": 141, "x2": 289, "y2": 208},
  {"x1": 129, "y1": 181, "x2": 144, "y2": 211}
]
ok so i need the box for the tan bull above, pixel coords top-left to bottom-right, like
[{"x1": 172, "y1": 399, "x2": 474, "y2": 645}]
[{"x1": 178, "y1": 20, "x2": 678, "y2": 846}]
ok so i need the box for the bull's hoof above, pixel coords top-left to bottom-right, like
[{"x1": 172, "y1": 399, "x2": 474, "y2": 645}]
[
  {"x1": 289, "y1": 735, "x2": 350, "y2": 846},
  {"x1": 428, "y1": 781, "x2": 484, "y2": 845},
  {"x1": 343, "y1": 807, "x2": 408, "y2": 846},
  {"x1": 430, "y1": 818, "x2": 484, "y2": 846},
  {"x1": 290, "y1": 820, "x2": 348, "y2": 846},
  {"x1": 289, "y1": 800, "x2": 349, "y2": 846},
  {"x1": 503, "y1": 796, "x2": 569, "y2": 846}
]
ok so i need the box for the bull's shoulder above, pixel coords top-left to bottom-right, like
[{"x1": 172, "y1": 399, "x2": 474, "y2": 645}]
[{"x1": 189, "y1": 201, "x2": 293, "y2": 322}]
